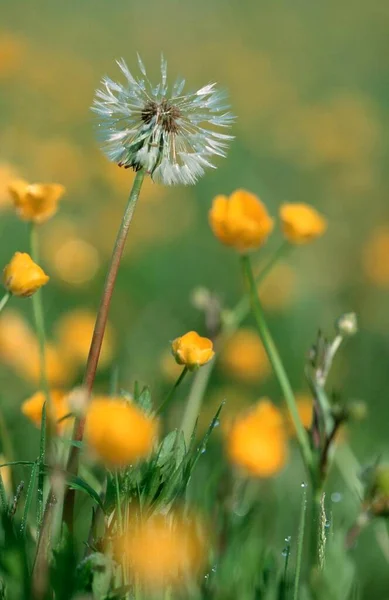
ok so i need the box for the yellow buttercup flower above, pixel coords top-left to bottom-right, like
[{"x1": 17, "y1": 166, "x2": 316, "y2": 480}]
[
  {"x1": 220, "y1": 328, "x2": 270, "y2": 383},
  {"x1": 21, "y1": 390, "x2": 71, "y2": 432},
  {"x1": 8, "y1": 179, "x2": 65, "y2": 224},
  {"x1": 279, "y1": 203, "x2": 327, "y2": 244},
  {"x1": 85, "y1": 398, "x2": 157, "y2": 467},
  {"x1": 116, "y1": 512, "x2": 206, "y2": 589},
  {"x1": 209, "y1": 189, "x2": 274, "y2": 251},
  {"x1": 171, "y1": 331, "x2": 214, "y2": 370},
  {"x1": 3, "y1": 252, "x2": 49, "y2": 297},
  {"x1": 227, "y1": 399, "x2": 288, "y2": 477}
]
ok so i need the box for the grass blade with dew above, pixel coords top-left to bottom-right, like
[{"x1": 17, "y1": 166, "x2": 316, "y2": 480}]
[
  {"x1": 20, "y1": 461, "x2": 38, "y2": 537},
  {"x1": 37, "y1": 401, "x2": 47, "y2": 530},
  {"x1": 293, "y1": 483, "x2": 308, "y2": 600}
]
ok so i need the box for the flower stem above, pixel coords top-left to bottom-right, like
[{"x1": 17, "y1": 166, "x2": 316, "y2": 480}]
[
  {"x1": 180, "y1": 361, "x2": 214, "y2": 447},
  {"x1": 156, "y1": 367, "x2": 189, "y2": 415},
  {"x1": 0, "y1": 292, "x2": 10, "y2": 313},
  {"x1": 63, "y1": 169, "x2": 145, "y2": 527},
  {"x1": 240, "y1": 253, "x2": 313, "y2": 475}
]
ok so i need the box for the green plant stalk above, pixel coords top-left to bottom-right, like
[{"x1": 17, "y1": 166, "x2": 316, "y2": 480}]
[
  {"x1": 180, "y1": 361, "x2": 214, "y2": 447},
  {"x1": 156, "y1": 366, "x2": 188, "y2": 414},
  {"x1": 20, "y1": 461, "x2": 38, "y2": 537},
  {"x1": 293, "y1": 484, "x2": 308, "y2": 600},
  {"x1": 240, "y1": 254, "x2": 313, "y2": 475},
  {"x1": 0, "y1": 291, "x2": 10, "y2": 313},
  {"x1": 63, "y1": 169, "x2": 146, "y2": 528},
  {"x1": 0, "y1": 471, "x2": 7, "y2": 512},
  {"x1": 37, "y1": 403, "x2": 47, "y2": 529},
  {"x1": 114, "y1": 471, "x2": 123, "y2": 534}
]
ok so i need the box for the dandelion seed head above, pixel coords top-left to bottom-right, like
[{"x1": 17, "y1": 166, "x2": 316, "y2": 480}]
[{"x1": 92, "y1": 54, "x2": 234, "y2": 185}]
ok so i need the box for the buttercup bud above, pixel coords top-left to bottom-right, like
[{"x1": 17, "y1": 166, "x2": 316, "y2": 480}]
[
  {"x1": 3, "y1": 252, "x2": 49, "y2": 297},
  {"x1": 171, "y1": 331, "x2": 215, "y2": 370}
]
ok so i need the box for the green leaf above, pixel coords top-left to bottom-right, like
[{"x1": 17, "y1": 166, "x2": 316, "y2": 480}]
[
  {"x1": 20, "y1": 460, "x2": 38, "y2": 537},
  {"x1": 66, "y1": 475, "x2": 105, "y2": 513}
]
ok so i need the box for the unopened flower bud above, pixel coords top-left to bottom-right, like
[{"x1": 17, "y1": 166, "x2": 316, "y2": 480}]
[
  {"x1": 336, "y1": 312, "x2": 358, "y2": 337},
  {"x1": 3, "y1": 252, "x2": 49, "y2": 297},
  {"x1": 171, "y1": 331, "x2": 214, "y2": 370}
]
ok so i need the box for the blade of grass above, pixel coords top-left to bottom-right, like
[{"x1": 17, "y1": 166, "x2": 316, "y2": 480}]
[
  {"x1": 293, "y1": 483, "x2": 308, "y2": 600},
  {"x1": 20, "y1": 461, "x2": 38, "y2": 537},
  {"x1": 0, "y1": 470, "x2": 7, "y2": 512},
  {"x1": 37, "y1": 402, "x2": 46, "y2": 530}
]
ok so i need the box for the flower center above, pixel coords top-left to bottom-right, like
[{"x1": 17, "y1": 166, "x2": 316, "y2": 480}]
[{"x1": 141, "y1": 99, "x2": 181, "y2": 134}]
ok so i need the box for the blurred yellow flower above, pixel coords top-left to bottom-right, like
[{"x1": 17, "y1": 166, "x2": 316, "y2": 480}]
[
  {"x1": 25, "y1": 342, "x2": 73, "y2": 387},
  {"x1": 8, "y1": 179, "x2": 65, "y2": 224},
  {"x1": 287, "y1": 394, "x2": 313, "y2": 435},
  {"x1": 55, "y1": 309, "x2": 114, "y2": 369},
  {"x1": 0, "y1": 455, "x2": 11, "y2": 496},
  {"x1": 0, "y1": 163, "x2": 20, "y2": 210},
  {"x1": 3, "y1": 252, "x2": 49, "y2": 297},
  {"x1": 362, "y1": 226, "x2": 389, "y2": 288},
  {"x1": 85, "y1": 398, "x2": 157, "y2": 467},
  {"x1": 259, "y1": 262, "x2": 296, "y2": 312},
  {"x1": 0, "y1": 33, "x2": 25, "y2": 78},
  {"x1": 280, "y1": 203, "x2": 327, "y2": 245},
  {"x1": 117, "y1": 512, "x2": 206, "y2": 589},
  {"x1": 220, "y1": 328, "x2": 270, "y2": 383},
  {"x1": 21, "y1": 390, "x2": 71, "y2": 432},
  {"x1": 227, "y1": 398, "x2": 287, "y2": 477},
  {"x1": 171, "y1": 331, "x2": 214, "y2": 370},
  {"x1": 209, "y1": 189, "x2": 274, "y2": 251}
]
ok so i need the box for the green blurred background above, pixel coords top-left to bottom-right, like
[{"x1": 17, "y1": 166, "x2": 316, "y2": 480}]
[{"x1": 1, "y1": 0, "x2": 389, "y2": 595}]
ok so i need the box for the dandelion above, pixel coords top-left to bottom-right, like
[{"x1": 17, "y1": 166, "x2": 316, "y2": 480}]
[
  {"x1": 8, "y1": 179, "x2": 65, "y2": 224},
  {"x1": 279, "y1": 203, "x2": 327, "y2": 245},
  {"x1": 92, "y1": 54, "x2": 234, "y2": 185},
  {"x1": 227, "y1": 399, "x2": 288, "y2": 477},
  {"x1": 84, "y1": 397, "x2": 157, "y2": 467},
  {"x1": 116, "y1": 512, "x2": 207, "y2": 589},
  {"x1": 3, "y1": 252, "x2": 49, "y2": 297},
  {"x1": 209, "y1": 189, "x2": 274, "y2": 251},
  {"x1": 22, "y1": 390, "x2": 71, "y2": 432},
  {"x1": 171, "y1": 331, "x2": 215, "y2": 370}
]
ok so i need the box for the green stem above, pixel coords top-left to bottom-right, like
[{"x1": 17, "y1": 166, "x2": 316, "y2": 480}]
[
  {"x1": 156, "y1": 366, "x2": 189, "y2": 414},
  {"x1": 63, "y1": 169, "x2": 146, "y2": 529},
  {"x1": 0, "y1": 292, "x2": 10, "y2": 313},
  {"x1": 114, "y1": 471, "x2": 123, "y2": 534},
  {"x1": 240, "y1": 254, "x2": 313, "y2": 475},
  {"x1": 180, "y1": 361, "x2": 214, "y2": 447},
  {"x1": 293, "y1": 483, "x2": 308, "y2": 600}
]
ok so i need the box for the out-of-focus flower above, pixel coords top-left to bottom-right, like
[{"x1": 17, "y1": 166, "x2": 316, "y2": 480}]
[
  {"x1": 0, "y1": 33, "x2": 25, "y2": 78},
  {"x1": 171, "y1": 331, "x2": 214, "y2": 370},
  {"x1": 0, "y1": 163, "x2": 20, "y2": 210},
  {"x1": 209, "y1": 189, "x2": 274, "y2": 251},
  {"x1": 21, "y1": 390, "x2": 71, "y2": 432},
  {"x1": 220, "y1": 328, "x2": 270, "y2": 383},
  {"x1": 22, "y1": 342, "x2": 73, "y2": 387},
  {"x1": 3, "y1": 252, "x2": 49, "y2": 297},
  {"x1": 92, "y1": 54, "x2": 234, "y2": 185},
  {"x1": 227, "y1": 399, "x2": 287, "y2": 477},
  {"x1": 84, "y1": 398, "x2": 157, "y2": 467},
  {"x1": 336, "y1": 312, "x2": 358, "y2": 337},
  {"x1": 117, "y1": 512, "x2": 206, "y2": 589},
  {"x1": 362, "y1": 226, "x2": 389, "y2": 288},
  {"x1": 8, "y1": 179, "x2": 65, "y2": 223},
  {"x1": 52, "y1": 238, "x2": 100, "y2": 286},
  {"x1": 279, "y1": 203, "x2": 327, "y2": 245},
  {"x1": 55, "y1": 309, "x2": 114, "y2": 370},
  {"x1": 0, "y1": 455, "x2": 11, "y2": 496},
  {"x1": 259, "y1": 262, "x2": 296, "y2": 312},
  {"x1": 287, "y1": 394, "x2": 313, "y2": 435}
]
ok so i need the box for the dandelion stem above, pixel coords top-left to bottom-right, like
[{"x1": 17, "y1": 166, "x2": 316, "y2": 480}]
[
  {"x1": 180, "y1": 361, "x2": 214, "y2": 447},
  {"x1": 240, "y1": 254, "x2": 313, "y2": 475},
  {"x1": 0, "y1": 292, "x2": 10, "y2": 313},
  {"x1": 156, "y1": 366, "x2": 189, "y2": 414},
  {"x1": 64, "y1": 169, "x2": 145, "y2": 528}
]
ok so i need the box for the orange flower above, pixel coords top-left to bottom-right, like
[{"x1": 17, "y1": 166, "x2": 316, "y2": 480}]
[
  {"x1": 279, "y1": 203, "x2": 327, "y2": 244},
  {"x1": 117, "y1": 512, "x2": 206, "y2": 589},
  {"x1": 8, "y1": 179, "x2": 65, "y2": 224},
  {"x1": 287, "y1": 394, "x2": 313, "y2": 435},
  {"x1": 55, "y1": 309, "x2": 114, "y2": 369},
  {"x1": 220, "y1": 328, "x2": 270, "y2": 383},
  {"x1": 171, "y1": 331, "x2": 214, "y2": 370},
  {"x1": 227, "y1": 399, "x2": 287, "y2": 477},
  {"x1": 3, "y1": 252, "x2": 49, "y2": 297},
  {"x1": 85, "y1": 398, "x2": 157, "y2": 467},
  {"x1": 362, "y1": 226, "x2": 389, "y2": 288},
  {"x1": 21, "y1": 390, "x2": 71, "y2": 432},
  {"x1": 209, "y1": 189, "x2": 274, "y2": 251}
]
